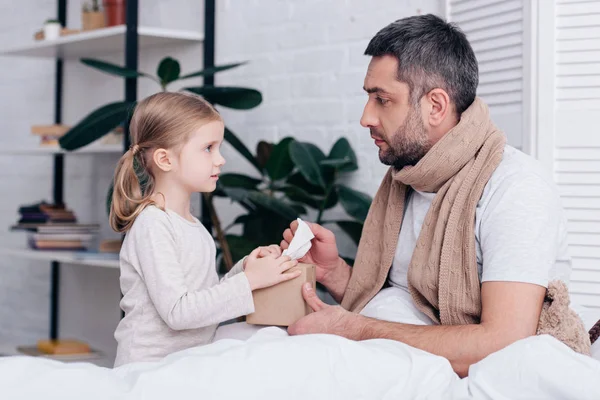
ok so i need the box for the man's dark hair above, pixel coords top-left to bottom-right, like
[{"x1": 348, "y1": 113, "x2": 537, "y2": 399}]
[{"x1": 365, "y1": 14, "x2": 478, "y2": 115}]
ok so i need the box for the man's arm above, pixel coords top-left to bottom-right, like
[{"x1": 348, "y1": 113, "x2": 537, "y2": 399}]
[
  {"x1": 321, "y1": 258, "x2": 352, "y2": 303},
  {"x1": 290, "y1": 280, "x2": 545, "y2": 377},
  {"x1": 356, "y1": 281, "x2": 545, "y2": 377}
]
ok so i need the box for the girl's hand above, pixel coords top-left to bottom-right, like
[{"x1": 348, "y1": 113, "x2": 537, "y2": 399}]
[
  {"x1": 243, "y1": 244, "x2": 282, "y2": 270},
  {"x1": 256, "y1": 244, "x2": 282, "y2": 258},
  {"x1": 244, "y1": 248, "x2": 300, "y2": 291}
]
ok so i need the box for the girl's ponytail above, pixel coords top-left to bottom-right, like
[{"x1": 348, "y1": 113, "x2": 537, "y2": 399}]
[{"x1": 109, "y1": 145, "x2": 156, "y2": 233}]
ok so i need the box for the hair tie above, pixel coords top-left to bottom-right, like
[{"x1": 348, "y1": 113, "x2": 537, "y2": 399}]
[{"x1": 130, "y1": 144, "x2": 140, "y2": 155}]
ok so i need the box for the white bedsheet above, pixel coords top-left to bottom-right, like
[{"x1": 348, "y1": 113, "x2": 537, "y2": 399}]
[
  {"x1": 1, "y1": 326, "x2": 599, "y2": 400},
  {"x1": 1, "y1": 286, "x2": 599, "y2": 400}
]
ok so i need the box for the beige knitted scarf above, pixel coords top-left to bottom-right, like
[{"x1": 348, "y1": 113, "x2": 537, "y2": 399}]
[{"x1": 341, "y1": 98, "x2": 591, "y2": 354}]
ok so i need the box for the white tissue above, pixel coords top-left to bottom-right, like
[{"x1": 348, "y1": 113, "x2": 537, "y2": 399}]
[{"x1": 282, "y1": 218, "x2": 315, "y2": 260}]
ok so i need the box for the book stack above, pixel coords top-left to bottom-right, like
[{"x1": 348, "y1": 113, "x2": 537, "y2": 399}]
[
  {"x1": 12, "y1": 202, "x2": 99, "y2": 251},
  {"x1": 18, "y1": 202, "x2": 76, "y2": 224}
]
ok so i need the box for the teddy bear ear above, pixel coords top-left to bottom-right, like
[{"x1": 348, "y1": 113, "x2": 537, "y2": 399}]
[{"x1": 547, "y1": 280, "x2": 570, "y2": 309}]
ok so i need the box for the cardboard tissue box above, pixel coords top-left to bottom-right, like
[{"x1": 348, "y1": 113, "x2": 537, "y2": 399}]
[
  {"x1": 246, "y1": 263, "x2": 316, "y2": 327},
  {"x1": 247, "y1": 217, "x2": 316, "y2": 326}
]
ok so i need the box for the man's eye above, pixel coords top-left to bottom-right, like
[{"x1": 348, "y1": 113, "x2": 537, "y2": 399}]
[{"x1": 376, "y1": 97, "x2": 389, "y2": 105}]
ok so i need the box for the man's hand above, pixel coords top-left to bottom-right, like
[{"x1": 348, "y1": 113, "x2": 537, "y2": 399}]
[
  {"x1": 281, "y1": 221, "x2": 351, "y2": 302},
  {"x1": 288, "y1": 283, "x2": 365, "y2": 340}
]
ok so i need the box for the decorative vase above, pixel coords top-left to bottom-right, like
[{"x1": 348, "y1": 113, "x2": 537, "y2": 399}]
[{"x1": 103, "y1": 0, "x2": 126, "y2": 27}]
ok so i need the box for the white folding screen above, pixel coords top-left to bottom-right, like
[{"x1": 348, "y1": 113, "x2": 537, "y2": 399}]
[
  {"x1": 447, "y1": 0, "x2": 526, "y2": 150},
  {"x1": 448, "y1": 0, "x2": 600, "y2": 309},
  {"x1": 554, "y1": 0, "x2": 600, "y2": 309}
]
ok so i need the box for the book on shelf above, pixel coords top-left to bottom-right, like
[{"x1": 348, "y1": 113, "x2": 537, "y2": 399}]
[
  {"x1": 29, "y1": 239, "x2": 88, "y2": 251},
  {"x1": 12, "y1": 201, "x2": 100, "y2": 251},
  {"x1": 11, "y1": 223, "x2": 100, "y2": 232}
]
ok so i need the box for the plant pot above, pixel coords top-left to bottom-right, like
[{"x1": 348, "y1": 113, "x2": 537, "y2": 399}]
[
  {"x1": 82, "y1": 11, "x2": 105, "y2": 31},
  {"x1": 103, "y1": 0, "x2": 126, "y2": 27},
  {"x1": 43, "y1": 22, "x2": 62, "y2": 40}
]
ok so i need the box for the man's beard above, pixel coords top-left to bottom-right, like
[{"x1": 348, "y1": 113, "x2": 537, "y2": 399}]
[{"x1": 375, "y1": 106, "x2": 430, "y2": 170}]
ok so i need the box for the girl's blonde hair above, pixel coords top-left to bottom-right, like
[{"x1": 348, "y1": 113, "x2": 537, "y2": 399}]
[{"x1": 109, "y1": 91, "x2": 221, "y2": 233}]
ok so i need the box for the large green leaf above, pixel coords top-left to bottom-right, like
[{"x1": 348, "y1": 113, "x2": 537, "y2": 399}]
[
  {"x1": 280, "y1": 184, "x2": 320, "y2": 209},
  {"x1": 337, "y1": 184, "x2": 372, "y2": 222},
  {"x1": 322, "y1": 188, "x2": 339, "y2": 210},
  {"x1": 184, "y1": 86, "x2": 262, "y2": 110},
  {"x1": 286, "y1": 172, "x2": 325, "y2": 195},
  {"x1": 239, "y1": 209, "x2": 293, "y2": 246},
  {"x1": 280, "y1": 184, "x2": 338, "y2": 211},
  {"x1": 219, "y1": 173, "x2": 262, "y2": 189},
  {"x1": 331, "y1": 220, "x2": 364, "y2": 246},
  {"x1": 157, "y1": 57, "x2": 181, "y2": 87},
  {"x1": 289, "y1": 141, "x2": 326, "y2": 189},
  {"x1": 81, "y1": 58, "x2": 147, "y2": 78},
  {"x1": 320, "y1": 159, "x2": 353, "y2": 168},
  {"x1": 179, "y1": 62, "x2": 247, "y2": 80},
  {"x1": 256, "y1": 141, "x2": 273, "y2": 170},
  {"x1": 327, "y1": 137, "x2": 358, "y2": 172},
  {"x1": 247, "y1": 191, "x2": 299, "y2": 221},
  {"x1": 59, "y1": 101, "x2": 134, "y2": 150},
  {"x1": 219, "y1": 234, "x2": 262, "y2": 274},
  {"x1": 221, "y1": 186, "x2": 251, "y2": 203},
  {"x1": 225, "y1": 234, "x2": 260, "y2": 259},
  {"x1": 266, "y1": 137, "x2": 295, "y2": 181},
  {"x1": 224, "y1": 127, "x2": 262, "y2": 174}
]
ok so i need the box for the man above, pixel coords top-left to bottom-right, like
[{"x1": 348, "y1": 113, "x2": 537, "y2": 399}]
[{"x1": 280, "y1": 14, "x2": 572, "y2": 378}]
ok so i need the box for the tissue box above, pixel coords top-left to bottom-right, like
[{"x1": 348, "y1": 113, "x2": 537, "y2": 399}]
[{"x1": 246, "y1": 263, "x2": 316, "y2": 327}]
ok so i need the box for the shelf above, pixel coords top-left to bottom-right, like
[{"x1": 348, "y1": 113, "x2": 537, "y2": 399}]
[
  {"x1": 0, "y1": 343, "x2": 108, "y2": 365},
  {"x1": 0, "y1": 247, "x2": 119, "y2": 269},
  {"x1": 0, "y1": 143, "x2": 123, "y2": 155},
  {"x1": 0, "y1": 25, "x2": 204, "y2": 59}
]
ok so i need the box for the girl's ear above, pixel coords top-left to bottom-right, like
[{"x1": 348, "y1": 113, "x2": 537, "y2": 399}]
[{"x1": 153, "y1": 148, "x2": 173, "y2": 172}]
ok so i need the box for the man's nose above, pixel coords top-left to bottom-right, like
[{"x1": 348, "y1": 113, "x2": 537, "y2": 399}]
[{"x1": 360, "y1": 101, "x2": 377, "y2": 128}]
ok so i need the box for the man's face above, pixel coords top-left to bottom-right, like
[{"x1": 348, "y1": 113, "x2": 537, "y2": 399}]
[{"x1": 360, "y1": 55, "x2": 431, "y2": 170}]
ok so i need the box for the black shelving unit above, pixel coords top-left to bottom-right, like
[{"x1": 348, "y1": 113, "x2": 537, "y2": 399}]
[{"x1": 43, "y1": 0, "x2": 214, "y2": 343}]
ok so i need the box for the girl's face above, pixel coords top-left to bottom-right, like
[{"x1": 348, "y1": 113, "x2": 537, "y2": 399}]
[{"x1": 174, "y1": 120, "x2": 226, "y2": 193}]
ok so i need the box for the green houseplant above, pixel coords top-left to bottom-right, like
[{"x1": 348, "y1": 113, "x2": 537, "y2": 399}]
[
  {"x1": 58, "y1": 56, "x2": 261, "y2": 160},
  {"x1": 214, "y1": 136, "x2": 372, "y2": 271},
  {"x1": 59, "y1": 57, "x2": 372, "y2": 271}
]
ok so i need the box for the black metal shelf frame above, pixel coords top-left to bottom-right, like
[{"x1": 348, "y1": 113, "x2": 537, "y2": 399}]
[{"x1": 48, "y1": 0, "x2": 214, "y2": 341}]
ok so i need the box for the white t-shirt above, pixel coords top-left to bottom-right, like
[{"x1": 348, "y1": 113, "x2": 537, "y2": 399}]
[
  {"x1": 114, "y1": 206, "x2": 254, "y2": 367},
  {"x1": 362, "y1": 145, "x2": 572, "y2": 323}
]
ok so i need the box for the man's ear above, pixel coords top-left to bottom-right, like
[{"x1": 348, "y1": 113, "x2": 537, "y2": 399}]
[
  {"x1": 152, "y1": 148, "x2": 173, "y2": 172},
  {"x1": 424, "y1": 88, "x2": 452, "y2": 128}
]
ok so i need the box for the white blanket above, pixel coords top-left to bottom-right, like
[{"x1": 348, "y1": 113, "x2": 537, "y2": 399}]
[
  {"x1": 1, "y1": 326, "x2": 599, "y2": 400},
  {"x1": 1, "y1": 286, "x2": 599, "y2": 399}
]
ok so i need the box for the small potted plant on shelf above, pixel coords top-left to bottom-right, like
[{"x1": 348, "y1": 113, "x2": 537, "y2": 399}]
[
  {"x1": 82, "y1": 0, "x2": 105, "y2": 31},
  {"x1": 43, "y1": 19, "x2": 62, "y2": 40}
]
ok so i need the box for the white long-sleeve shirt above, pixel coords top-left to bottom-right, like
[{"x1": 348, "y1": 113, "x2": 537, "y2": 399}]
[{"x1": 114, "y1": 206, "x2": 254, "y2": 367}]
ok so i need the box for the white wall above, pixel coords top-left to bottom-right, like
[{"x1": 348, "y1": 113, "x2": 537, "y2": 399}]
[{"x1": 0, "y1": 0, "x2": 58, "y2": 350}]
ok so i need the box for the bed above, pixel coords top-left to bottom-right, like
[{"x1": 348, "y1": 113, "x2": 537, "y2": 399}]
[{"x1": 1, "y1": 307, "x2": 599, "y2": 400}]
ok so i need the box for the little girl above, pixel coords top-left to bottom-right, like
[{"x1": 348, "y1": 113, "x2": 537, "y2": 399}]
[{"x1": 110, "y1": 92, "x2": 300, "y2": 367}]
